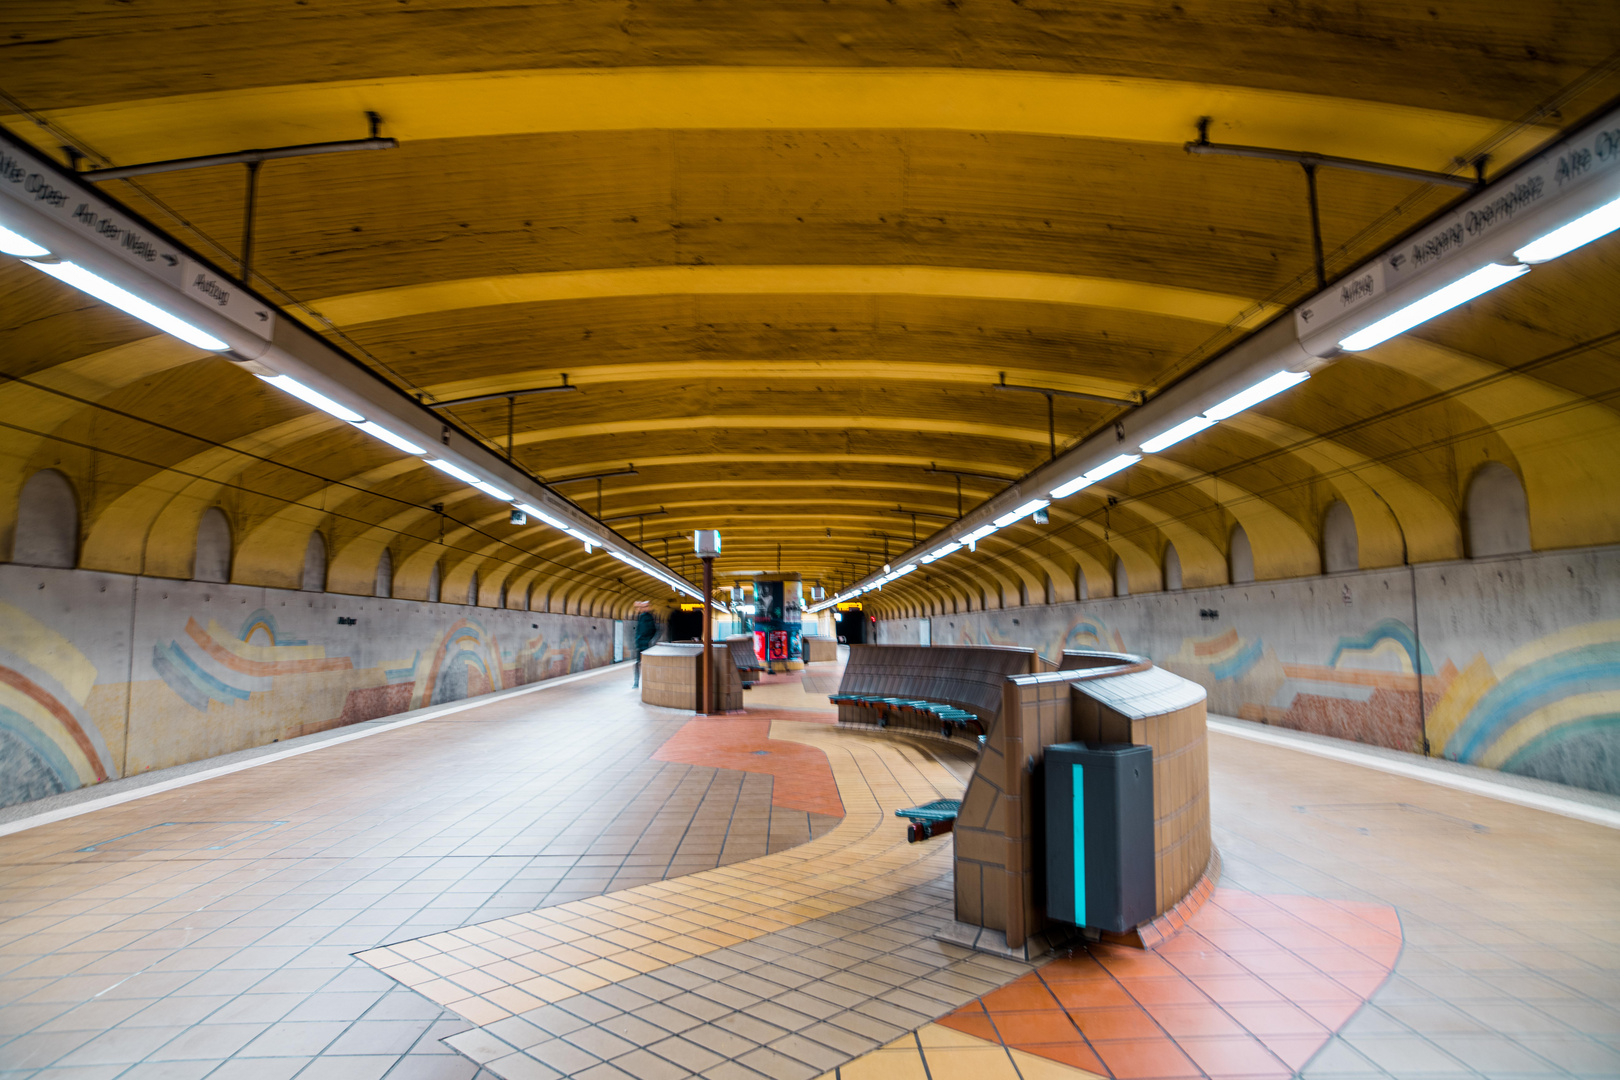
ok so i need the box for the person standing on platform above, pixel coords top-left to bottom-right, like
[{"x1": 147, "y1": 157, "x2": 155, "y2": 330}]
[{"x1": 631, "y1": 601, "x2": 660, "y2": 688}]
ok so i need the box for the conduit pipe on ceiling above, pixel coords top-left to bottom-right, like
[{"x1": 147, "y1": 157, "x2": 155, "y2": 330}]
[{"x1": 0, "y1": 129, "x2": 696, "y2": 600}]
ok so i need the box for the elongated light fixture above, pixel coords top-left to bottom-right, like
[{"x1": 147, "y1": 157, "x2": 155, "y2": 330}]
[
  {"x1": 30, "y1": 260, "x2": 229, "y2": 351},
  {"x1": 515, "y1": 502, "x2": 571, "y2": 531},
  {"x1": 1203, "y1": 369, "x2": 1311, "y2": 421},
  {"x1": 471, "y1": 479, "x2": 513, "y2": 501},
  {"x1": 257, "y1": 373, "x2": 365, "y2": 422},
  {"x1": 994, "y1": 499, "x2": 1050, "y2": 528},
  {"x1": 427, "y1": 457, "x2": 480, "y2": 485},
  {"x1": 353, "y1": 421, "x2": 425, "y2": 455},
  {"x1": 1139, "y1": 415, "x2": 1215, "y2": 453},
  {"x1": 1049, "y1": 453, "x2": 1140, "y2": 499},
  {"x1": 1338, "y1": 264, "x2": 1528, "y2": 351},
  {"x1": 0, "y1": 225, "x2": 49, "y2": 258},
  {"x1": 1514, "y1": 193, "x2": 1620, "y2": 263}
]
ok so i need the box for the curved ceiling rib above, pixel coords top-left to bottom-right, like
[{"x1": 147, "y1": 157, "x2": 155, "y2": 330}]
[
  {"x1": 302, "y1": 266, "x2": 1276, "y2": 330},
  {"x1": 25, "y1": 68, "x2": 1554, "y2": 171}
]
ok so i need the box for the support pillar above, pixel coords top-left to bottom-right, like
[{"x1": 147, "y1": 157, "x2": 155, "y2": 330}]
[{"x1": 701, "y1": 556, "x2": 716, "y2": 715}]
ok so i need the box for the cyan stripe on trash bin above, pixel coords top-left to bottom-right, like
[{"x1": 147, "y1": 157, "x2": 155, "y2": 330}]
[{"x1": 1073, "y1": 762, "x2": 1086, "y2": 928}]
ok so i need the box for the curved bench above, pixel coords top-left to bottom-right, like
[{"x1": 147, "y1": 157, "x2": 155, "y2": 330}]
[{"x1": 829, "y1": 644, "x2": 1038, "y2": 743}]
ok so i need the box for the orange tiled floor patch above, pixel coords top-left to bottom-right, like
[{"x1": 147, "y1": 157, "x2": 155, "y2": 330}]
[
  {"x1": 937, "y1": 887, "x2": 1402, "y2": 1079},
  {"x1": 654, "y1": 715, "x2": 845, "y2": 816}
]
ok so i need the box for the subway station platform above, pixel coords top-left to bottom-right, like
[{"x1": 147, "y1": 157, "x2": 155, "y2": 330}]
[{"x1": 1, "y1": 661, "x2": 1617, "y2": 1080}]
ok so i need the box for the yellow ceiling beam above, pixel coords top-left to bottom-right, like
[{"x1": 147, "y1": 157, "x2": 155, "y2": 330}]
[
  {"x1": 418, "y1": 360, "x2": 1143, "y2": 404},
  {"x1": 515, "y1": 413, "x2": 1051, "y2": 449},
  {"x1": 304, "y1": 265, "x2": 1276, "y2": 330},
  {"x1": 29, "y1": 67, "x2": 1549, "y2": 174}
]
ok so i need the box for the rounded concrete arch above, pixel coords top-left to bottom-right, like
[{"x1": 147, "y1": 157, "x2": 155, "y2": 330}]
[
  {"x1": 1464, "y1": 461, "x2": 1531, "y2": 558},
  {"x1": 12, "y1": 468, "x2": 78, "y2": 568}
]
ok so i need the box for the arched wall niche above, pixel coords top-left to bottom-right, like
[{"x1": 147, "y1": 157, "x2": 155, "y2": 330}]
[
  {"x1": 374, "y1": 548, "x2": 393, "y2": 598},
  {"x1": 427, "y1": 560, "x2": 441, "y2": 603},
  {"x1": 1164, "y1": 543, "x2": 1183, "y2": 591},
  {"x1": 301, "y1": 532, "x2": 327, "y2": 592},
  {"x1": 1322, "y1": 501, "x2": 1359, "y2": 574},
  {"x1": 12, "y1": 469, "x2": 77, "y2": 568},
  {"x1": 1230, "y1": 525, "x2": 1255, "y2": 585},
  {"x1": 1465, "y1": 461, "x2": 1532, "y2": 558},
  {"x1": 467, "y1": 571, "x2": 479, "y2": 606},
  {"x1": 1113, "y1": 558, "x2": 1130, "y2": 597},
  {"x1": 194, "y1": 508, "x2": 232, "y2": 583}
]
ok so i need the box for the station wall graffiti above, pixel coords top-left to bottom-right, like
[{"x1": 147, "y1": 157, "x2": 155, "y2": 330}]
[
  {"x1": 880, "y1": 546, "x2": 1620, "y2": 796},
  {"x1": 0, "y1": 565, "x2": 614, "y2": 809}
]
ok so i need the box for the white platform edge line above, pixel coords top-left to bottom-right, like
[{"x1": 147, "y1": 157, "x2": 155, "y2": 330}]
[
  {"x1": 1208, "y1": 718, "x2": 1620, "y2": 830},
  {"x1": 0, "y1": 661, "x2": 629, "y2": 840}
]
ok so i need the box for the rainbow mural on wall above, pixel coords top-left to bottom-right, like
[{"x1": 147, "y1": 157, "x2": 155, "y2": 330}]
[
  {"x1": 936, "y1": 607, "x2": 1619, "y2": 794},
  {"x1": 1429, "y1": 620, "x2": 1620, "y2": 795},
  {"x1": 0, "y1": 588, "x2": 614, "y2": 811},
  {"x1": 0, "y1": 602, "x2": 113, "y2": 802}
]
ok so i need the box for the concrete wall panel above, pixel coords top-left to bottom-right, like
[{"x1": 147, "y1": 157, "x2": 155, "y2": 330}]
[
  {"x1": 0, "y1": 564, "x2": 613, "y2": 808},
  {"x1": 878, "y1": 545, "x2": 1620, "y2": 795}
]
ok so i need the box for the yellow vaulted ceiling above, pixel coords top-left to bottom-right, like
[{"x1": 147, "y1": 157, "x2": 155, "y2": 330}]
[{"x1": 2, "y1": 2, "x2": 1619, "y2": 616}]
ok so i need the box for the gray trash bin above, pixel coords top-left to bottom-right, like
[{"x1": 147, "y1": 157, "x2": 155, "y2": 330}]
[{"x1": 1044, "y1": 742, "x2": 1155, "y2": 933}]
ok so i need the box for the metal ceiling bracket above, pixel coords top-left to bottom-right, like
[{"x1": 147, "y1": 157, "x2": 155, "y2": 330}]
[
  {"x1": 78, "y1": 117, "x2": 399, "y2": 181},
  {"x1": 1185, "y1": 116, "x2": 1480, "y2": 189},
  {"x1": 428, "y1": 374, "x2": 578, "y2": 409}
]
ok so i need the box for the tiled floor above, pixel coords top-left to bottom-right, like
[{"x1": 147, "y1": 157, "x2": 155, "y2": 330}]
[{"x1": 2, "y1": 657, "x2": 1618, "y2": 1080}]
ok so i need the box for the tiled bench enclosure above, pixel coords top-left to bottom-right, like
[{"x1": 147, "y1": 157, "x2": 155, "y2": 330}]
[
  {"x1": 638, "y1": 642, "x2": 745, "y2": 712},
  {"x1": 803, "y1": 634, "x2": 839, "y2": 662},
  {"x1": 832, "y1": 644, "x2": 1038, "y2": 739},
  {"x1": 951, "y1": 651, "x2": 1211, "y2": 955}
]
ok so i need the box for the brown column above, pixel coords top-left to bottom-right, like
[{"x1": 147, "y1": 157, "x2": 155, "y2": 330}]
[{"x1": 701, "y1": 556, "x2": 715, "y2": 714}]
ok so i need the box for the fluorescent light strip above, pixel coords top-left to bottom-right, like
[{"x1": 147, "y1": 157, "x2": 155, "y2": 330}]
[
  {"x1": 1049, "y1": 453, "x2": 1140, "y2": 499},
  {"x1": 994, "y1": 499, "x2": 1050, "y2": 528},
  {"x1": 1338, "y1": 263, "x2": 1528, "y2": 351},
  {"x1": 0, "y1": 225, "x2": 49, "y2": 258},
  {"x1": 258, "y1": 374, "x2": 365, "y2": 423},
  {"x1": 1515, "y1": 193, "x2": 1620, "y2": 263},
  {"x1": 1203, "y1": 370, "x2": 1310, "y2": 420},
  {"x1": 29, "y1": 260, "x2": 229, "y2": 351},
  {"x1": 426, "y1": 457, "x2": 480, "y2": 485},
  {"x1": 1140, "y1": 415, "x2": 1215, "y2": 453},
  {"x1": 471, "y1": 479, "x2": 513, "y2": 501},
  {"x1": 515, "y1": 503, "x2": 571, "y2": 532},
  {"x1": 353, "y1": 421, "x2": 426, "y2": 455}
]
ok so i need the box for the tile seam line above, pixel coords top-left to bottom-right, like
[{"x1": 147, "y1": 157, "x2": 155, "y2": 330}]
[
  {"x1": 1205, "y1": 718, "x2": 1620, "y2": 830},
  {"x1": 0, "y1": 661, "x2": 632, "y2": 841}
]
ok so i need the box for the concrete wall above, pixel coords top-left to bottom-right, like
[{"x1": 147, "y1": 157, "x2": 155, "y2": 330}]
[
  {"x1": 878, "y1": 545, "x2": 1620, "y2": 796},
  {"x1": 0, "y1": 564, "x2": 613, "y2": 809}
]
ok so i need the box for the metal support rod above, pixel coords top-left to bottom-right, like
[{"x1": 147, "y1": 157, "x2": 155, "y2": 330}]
[
  {"x1": 240, "y1": 160, "x2": 261, "y2": 284},
  {"x1": 956, "y1": 474, "x2": 962, "y2": 518},
  {"x1": 1047, "y1": 392, "x2": 1056, "y2": 461},
  {"x1": 428, "y1": 375, "x2": 575, "y2": 409},
  {"x1": 1185, "y1": 118, "x2": 1479, "y2": 188},
  {"x1": 701, "y1": 556, "x2": 715, "y2": 715},
  {"x1": 505, "y1": 395, "x2": 515, "y2": 463},
  {"x1": 1302, "y1": 162, "x2": 1327, "y2": 290},
  {"x1": 596, "y1": 478, "x2": 603, "y2": 518},
  {"x1": 80, "y1": 136, "x2": 399, "y2": 181},
  {"x1": 925, "y1": 463, "x2": 1011, "y2": 484},
  {"x1": 993, "y1": 373, "x2": 1141, "y2": 405},
  {"x1": 547, "y1": 465, "x2": 636, "y2": 485}
]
